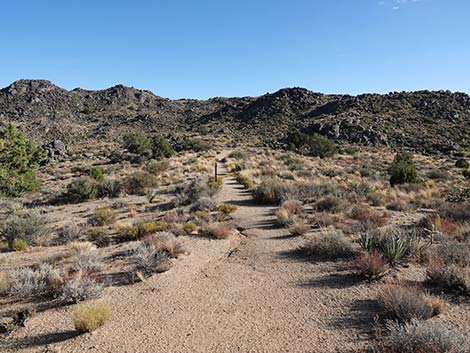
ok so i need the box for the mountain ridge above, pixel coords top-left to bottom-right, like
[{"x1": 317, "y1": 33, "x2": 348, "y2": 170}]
[{"x1": 0, "y1": 79, "x2": 469, "y2": 154}]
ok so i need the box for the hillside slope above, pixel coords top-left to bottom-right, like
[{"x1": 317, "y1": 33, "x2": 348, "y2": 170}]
[{"x1": 0, "y1": 80, "x2": 468, "y2": 153}]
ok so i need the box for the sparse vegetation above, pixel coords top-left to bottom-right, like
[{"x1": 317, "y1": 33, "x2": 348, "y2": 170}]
[
  {"x1": 299, "y1": 228, "x2": 354, "y2": 259},
  {"x1": 73, "y1": 303, "x2": 111, "y2": 333}
]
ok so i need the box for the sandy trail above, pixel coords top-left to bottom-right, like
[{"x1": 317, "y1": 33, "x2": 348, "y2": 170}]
[{"x1": 3, "y1": 154, "x2": 375, "y2": 353}]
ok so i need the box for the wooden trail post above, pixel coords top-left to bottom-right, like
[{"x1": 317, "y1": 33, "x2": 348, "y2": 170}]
[{"x1": 214, "y1": 160, "x2": 218, "y2": 182}]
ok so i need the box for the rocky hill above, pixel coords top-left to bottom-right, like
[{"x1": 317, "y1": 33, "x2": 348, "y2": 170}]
[{"x1": 0, "y1": 79, "x2": 468, "y2": 154}]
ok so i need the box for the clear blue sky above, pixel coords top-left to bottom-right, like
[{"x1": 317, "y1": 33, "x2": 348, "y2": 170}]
[{"x1": 0, "y1": 0, "x2": 469, "y2": 99}]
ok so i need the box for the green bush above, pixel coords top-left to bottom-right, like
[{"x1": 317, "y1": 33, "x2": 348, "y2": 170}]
[
  {"x1": 122, "y1": 131, "x2": 153, "y2": 157},
  {"x1": 124, "y1": 172, "x2": 157, "y2": 196},
  {"x1": 252, "y1": 178, "x2": 296, "y2": 205},
  {"x1": 455, "y1": 158, "x2": 469, "y2": 169},
  {"x1": 287, "y1": 132, "x2": 337, "y2": 158},
  {"x1": 73, "y1": 303, "x2": 111, "y2": 333},
  {"x1": 144, "y1": 160, "x2": 170, "y2": 175},
  {"x1": 151, "y1": 135, "x2": 174, "y2": 159},
  {"x1": 229, "y1": 151, "x2": 247, "y2": 160},
  {"x1": 389, "y1": 151, "x2": 419, "y2": 186},
  {"x1": 64, "y1": 178, "x2": 98, "y2": 203},
  {"x1": 97, "y1": 179, "x2": 122, "y2": 198},
  {"x1": 463, "y1": 170, "x2": 470, "y2": 179},
  {"x1": 93, "y1": 207, "x2": 117, "y2": 226},
  {"x1": 86, "y1": 227, "x2": 110, "y2": 247},
  {"x1": 181, "y1": 138, "x2": 211, "y2": 152},
  {"x1": 87, "y1": 166, "x2": 105, "y2": 181},
  {"x1": 0, "y1": 124, "x2": 46, "y2": 197}
]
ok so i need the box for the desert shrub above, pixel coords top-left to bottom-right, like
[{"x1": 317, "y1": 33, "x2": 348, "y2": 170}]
[
  {"x1": 98, "y1": 179, "x2": 122, "y2": 198},
  {"x1": 236, "y1": 174, "x2": 253, "y2": 189},
  {"x1": 60, "y1": 275, "x2": 103, "y2": 304},
  {"x1": 427, "y1": 265, "x2": 470, "y2": 295},
  {"x1": 144, "y1": 232, "x2": 187, "y2": 258},
  {"x1": 131, "y1": 241, "x2": 171, "y2": 274},
  {"x1": 192, "y1": 196, "x2": 217, "y2": 211},
  {"x1": 455, "y1": 158, "x2": 469, "y2": 169},
  {"x1": 378, "y1": 285, "x2": 439, "y2": 322},
  {"x1": 8, "y1": 264, "x2": 63, "y2": 297},
  {"x1": 144, "y1": 160, "x2": 170, "y2": 175},
  {"x1": 289, "y1": 220, "x2": 309, "y2": 236},
  {"x1": 229, "y1": 151, "x2": 247, "y2": 160},
  {"x1": 438, "y1": 203, "x2": 470, "y2": 224},
  {"x1": 389, "y1": 151, "x2": 419, "y2": 186},
  {"x1": 354, "y1": 250, "x2": 389, "y2": 279},
  {"x1": 93, "y1": 207, "x2": 117, "y2": 226},
  {"x1": 73, "y1": 303, "x2": 111, "y2": 333},
  {"x1": 86, "y1": 227, "x2": 110, "y2": 248},
  {"x1": 1, "y1": 211, "x2": 48, "y2": 249},
  {"x1": 378, "y1": 319, "x2": 470, "y2": 353},
  {"x1": 298, "y1": 182, "x2": 340, "y2": 202},
  {"x1": 58, "y1": 223, "x2": 82, "y2": 244},
  {"x1": 359, "y1": 230, "x2": 412, "y2": 266},
  {"x1": 72, "y1": 249, "x2": 103, "y2": 274},
  {"x1": 287, "y1": 131, "x2": 337, "y2": 158},
  {"x1": 64, "y1": 177, "x2": 98, "y2": 203},
  {"x1": 252, "y1": 178, "x2": 296, "y2": 205},
  {"x1": 86, "y1": 166, "x2": 104, "y2": 182},
  {"x1": 217, "y1": 203, "x2": 237, "y2": 215},
  {"x1": 463, "y1": 169, "x2": 470, "y2": 179},
  {"x1": 137, "y1": 221, "x2": 169, "y2": 238},
  {"x1": 201, "y1": 223, "x2": 233, "y2": 239},
  {"x1": 181, "y1": 138, "x2": 211, "y2": 152},
  {"x1": 175, "y1": 176, "x2": 220, "y2": 205},
  {"x1": 426, "y1": 168, "x2": 450, "y2": 180},
  {"x1": 122, "y1": 131, "x2": 153, "y2": 158},
  {"x1": 183, "y1": 222, "x2": 197, "y2": 234},
  {"x1": 124, "y1": 171, "x2": 157, "y2": 196},
  {"x1": 151, "y1": 135, "x2": 174, "y2": 159},
  {"x1": 350, "y1": 205, "x2": 388, "y2": 228},
  {"x1": 276, "y1": 207, "x2": 295, "y2": 227},
  {"x1": 0, "y1": 124, "x2": 46, "y2": 197},
  {"x1": 299, "y1": 228, "x2": 353, "y2": 259},
  {"x1": 0, "y1": 272, "x2": 7, "y2": 294},
  {"x1": 115, "y1": 221, "x2": 138, "y2": 242},
  {"x1": 11, "y1": 238, "x2": 28, "y2": 251},
  {"x1": 314, "y1": 196, "x2": 342, "y2": 213}
]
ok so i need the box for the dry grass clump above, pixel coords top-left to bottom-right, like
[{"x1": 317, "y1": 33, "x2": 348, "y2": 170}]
[
  {"x1": 236, "y1": 174, "x2": 253, "y2": 189},
  {"x1": 350, "y1": 205, "x2": 388, "y2": 229},
  {"x1": 377, "y1": 319, "x2": 470, "y2": 353},
  {"x1": 217, "y1": 203, "x2": 237, "y2": 216},
  {"x1": 289, "y1": 219, "x2": 310, "y2": 236},
  {"x1": 73, "y1": 303, "x2": 111, "y2": 333},
  {"x1": 425, "y1": 240, "x2": 470, "y2": 295},
  {"x1": 252, "y1": 178, "x2": 296, "y2": 205},
  {"x1": 72, "y1": 249, "x2": 103, "y2": 275},
  {"x1": 276, "y1": 200, "x2": 303, "y2": 227},
  {"x1": 201, "y1": 223, "x2": 233, "y2": 239},
  {"x1": 131, "y1": 241, "x2": 171, "y2": 275},
  {"x1": 299, "y1": 228, "x2": 354, "y2": 259},
  {"x1": 313, "y1": 196, "x2": 342, "y2": 213},
  {"x1": 124, "y1": 171, "x2": 157, "y2": 196},
  {"x1": 182, "y1": 222, "x2": 198, "y2": 234},
  {"x1": 192, "y1": 196, "x2": 217, "y2": 211},
  {"x1": 354, "y1": 250, "x2": 389, "y2": 280},
  {"x1": 58, "y1": 223, "x2": 82, "y2": 244},
  {"x1": 143, "y1": 232, "x2": 187, "y2": 258},
  {"x1": 378, "y1": 285, "x2": 445, "y2": 322}
]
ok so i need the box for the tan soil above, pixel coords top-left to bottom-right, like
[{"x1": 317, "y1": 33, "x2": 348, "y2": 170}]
[{"x1": 2, "y1": 156, "x2": 469, "y2": 353}]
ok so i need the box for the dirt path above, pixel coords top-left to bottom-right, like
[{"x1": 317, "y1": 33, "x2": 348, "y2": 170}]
[{"x1": 4, "y1": 156, "x2": 376, "y2": 353}]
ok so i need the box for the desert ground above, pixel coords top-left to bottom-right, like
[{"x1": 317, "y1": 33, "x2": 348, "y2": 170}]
[{"x1": 1, "y1": 134, "x2": 469, "y2": 353}]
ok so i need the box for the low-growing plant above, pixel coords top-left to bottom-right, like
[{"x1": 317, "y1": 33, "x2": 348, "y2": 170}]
[
  {"x1": 289, "y1": 219, "x2": 309, "y2": 236},
  {"x1": 1, "y1": 211, "x2": 48, "y2": 249},
  {"x1": 124, "y1": 171, "x2": 157, "y2": 196},
  {"x1": 137, "y1": 221, "x2": 170, "y2": 238},
  {"x1": 73, "y1": 303, "x2": 111, "y2": 333},
  {"x1": 236, "y1": 174, "x2": 253, "y2": 189},
  {"x1": 93, "y1": 206, "x2": 117, "y2": 226},
  {"x1": 8, "y1": 264, "x2": 63, "y2": 297},
  {"x1": 72, "y1": 249, "x2": 103, "y2": 274},
  {"x1": 252, "y1": 178, "x2": 296, "y2": 205},
  {"x1": 455, "y1": 158, "x2": 469, "y2": 169},
  {"x1": 378, "y1": 319, "x2": 470, "y2": 353},
  {"x1": 354, "y1": 250, "x2": 389, "y2": 280},
  {"x1": 86, "y1": 227, "x2": 110, "y2": 248},
  {"x1": 11, "y1": 238, "x2": 29, "y2": 251},
  {"x1": 299, "y1": 228, "x2": 354, "y2": 259},
  {"x1": 426, "y1": 265, "x2": 470, "y2": 295},
  {"x1": 201, "y1": 223, "x2": 233, "y2": 239},
  {"x1": 60, "y1": 275, "x2": 103, "y2": 304},
  {"x1": 229, "y1": 151, "x2": 247, "y2": 160},
  {"x1": 192, "y1": 196, "x2": 217, "y2": 212},
  {"x1": 183, "y1": 222, "x2": 198, "y2": 234},
  {"x1": 314, "y1": 196, "x2": 342, "y2": 213},
  {"x1": 131, "y1": 241, "x2": 171, "y2": 275},
  {"x1": 98, "y1": 179, "x2": 122, "y2": 198},
  {"x1": 217, "y1": 203, "x2": 237, "y2": 216},
  {"x1": 58, "y1": 223, "x2": 82, "y2": 244},
  {"x1": 64, "y1": 178, "x2": 98, "y2": 203},
  {"x1": 87, "y1": 166, "x2": 105, "y2": 181},
  {"x1": 144, "y1": 160, "x2": 170, "y2": 175}
]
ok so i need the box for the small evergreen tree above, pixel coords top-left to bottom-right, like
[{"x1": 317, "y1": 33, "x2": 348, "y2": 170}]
[
  {"x1": 389, "y1": 151, "x2": 419, "y2": 186},
  {"x1": 151, "y1": 135, "x2": 175, "y2": 159},
  {"x1": 122, "y1": 131, "x2": 153, "y2": 157},
  {"x1": 0, "y1": 124, "x2": 46, "y2": 196}
]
